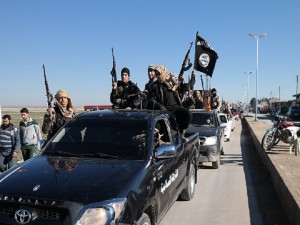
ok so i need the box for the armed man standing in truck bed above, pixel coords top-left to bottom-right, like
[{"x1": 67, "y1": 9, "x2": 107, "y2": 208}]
[
  {"x1": 110, "y1": 67, "x2": 140, "y2": 109},
  {"x1": 42, "y1": 90, "x2": 76, "y2": 140},
  {"x1": 146, "y1": 65, "x2": 192, "y2": 133}
]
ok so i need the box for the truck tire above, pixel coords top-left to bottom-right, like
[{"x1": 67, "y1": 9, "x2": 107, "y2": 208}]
[
  {"x1": 179, "y1": 164, "x2": 196, "y2": 201},
  {"x1": 212, "y1": 154, "x2": 220, "y2": 169},
  {"x1": 137, "y1": 213, "x2": 151, "y2": 225}
]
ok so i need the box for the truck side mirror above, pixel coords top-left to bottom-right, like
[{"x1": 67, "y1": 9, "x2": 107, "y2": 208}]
[{"x1": 156, "y1": 144, "x2": 176, "y2": 160}]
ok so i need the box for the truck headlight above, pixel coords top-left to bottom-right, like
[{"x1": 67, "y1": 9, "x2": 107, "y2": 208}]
[
  {"x1": 203, "y1": 136, "x2": 217, "y2": 145},
  {"x1": 75, "y1": 198, "x2": 126, "y2": 225}
]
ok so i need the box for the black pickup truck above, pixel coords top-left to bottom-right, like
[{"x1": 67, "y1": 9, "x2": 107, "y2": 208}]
[{"x1": 0, "y1": 109, "x2": 200, "y2": 225}]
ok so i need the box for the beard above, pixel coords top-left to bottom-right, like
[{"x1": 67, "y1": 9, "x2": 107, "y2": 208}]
[{"x1": 1, "y1": 124, "x2": 10, "y2": 129}]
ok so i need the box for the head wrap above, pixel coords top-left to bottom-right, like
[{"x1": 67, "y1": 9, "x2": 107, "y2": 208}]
[
  {"x1": 155, "y1": 65, "x2": 167, "y2": 75},
  {"x1": 55, "y1": 90, "x2": 70, "y2": 100},
  {"x1": 54, "y1": 90, "x2": 74, "y2": 117},
  {"x1": 121, "y1": 67, "x2": 130, "y2": 77}
]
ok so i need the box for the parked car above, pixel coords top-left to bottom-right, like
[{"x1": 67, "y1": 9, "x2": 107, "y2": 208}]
[
  {"x1": 0, "y1": 110, "x2": 200, "y2": 225},
  {"x1": 185, "y1": 109, "x2": 226, "y2": 169},
  {"x1": 218, "y1": 113, "x2": 232, "y2": 141}
]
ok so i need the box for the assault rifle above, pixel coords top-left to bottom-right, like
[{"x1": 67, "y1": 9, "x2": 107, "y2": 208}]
[
  {"x1": 178, "y1": 42, "x2": 193, "y2": 80},
  {"x1": 111, "y1": 47, "x2": 117, "y2": 82},
  {"x1": 110, "y1": 48, "x2": 118, "y2": 95},
  {"x1": 43, "y1": 64, "x2": 53, "y2": 108}
]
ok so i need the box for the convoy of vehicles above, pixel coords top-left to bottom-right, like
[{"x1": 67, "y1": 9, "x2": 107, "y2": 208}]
[{"x1": 0, "y1": 109, "x2": 200, "y2": 225}]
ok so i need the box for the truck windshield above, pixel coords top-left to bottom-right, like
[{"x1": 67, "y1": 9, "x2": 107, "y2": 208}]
[
  {"x1": 42, "y1": 119, "x2": 148, "y2": 160},
  {"x1": 190, "y1": 113, "x2": 215, "y2": 127}
]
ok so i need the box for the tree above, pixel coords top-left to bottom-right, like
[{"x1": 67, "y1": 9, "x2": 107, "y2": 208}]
[{"x1": 250, "y1": 97, "x2": 256, "y2": 110}]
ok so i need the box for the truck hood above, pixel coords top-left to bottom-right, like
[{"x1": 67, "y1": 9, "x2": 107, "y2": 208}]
[
  {"x1": 186, "y1": 126, "x2": 217, "y2": 137},
  {"x1": 0, "y1": 156, "x2": 145, "y2": 205}
]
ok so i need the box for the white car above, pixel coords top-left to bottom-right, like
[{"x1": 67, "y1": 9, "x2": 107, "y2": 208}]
[{"x1": 218, "y1": 113, "x2": 232, "y2": 141}]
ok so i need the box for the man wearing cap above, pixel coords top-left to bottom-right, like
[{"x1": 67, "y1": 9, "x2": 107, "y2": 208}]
[
  {"x1": 42, "y1": 89, "x2": 76, "y2": 140},
  {"x1": 110, "y1": 67, "x2": 140, "y2": 109},
  {"x1": 144, "y1": 64, "x2": 156, "y2": 93}
]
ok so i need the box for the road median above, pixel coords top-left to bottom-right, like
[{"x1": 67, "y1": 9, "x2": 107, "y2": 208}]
[{"x1": 244, "y1": 115, "x2": 300, "y2": 225}]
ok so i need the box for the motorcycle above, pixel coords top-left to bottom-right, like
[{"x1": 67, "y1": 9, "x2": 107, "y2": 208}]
[{"x1": 261, "y1": 114, "x2": 300, "y2": 151}]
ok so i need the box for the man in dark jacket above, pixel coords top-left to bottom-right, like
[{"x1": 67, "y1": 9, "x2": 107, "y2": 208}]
[
  {"x1": 0, "y1": 114, "x2": 21, "y2": 172},
  {"x1": 210, "y1": 88, "x2": 220, "y2": 110},
  {"x1": 147, "y1": 65, "x2": 192, "y2": 133},
  {"x1": 110, "y1": 67, "x2": 140, "y2": 109}
]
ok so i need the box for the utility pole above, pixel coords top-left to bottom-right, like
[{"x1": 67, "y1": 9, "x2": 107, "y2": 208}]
[
  {"x1": 279, "y1": 86, "x2": 281, "y2": 113},
  {"x1": 296, "y1": 75, "x2": 299, "y2": 105}
]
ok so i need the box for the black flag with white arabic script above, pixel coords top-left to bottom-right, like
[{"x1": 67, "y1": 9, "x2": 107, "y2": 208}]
[{"x1": 194, "y1": 32, "x2": 218, "y2": 77}]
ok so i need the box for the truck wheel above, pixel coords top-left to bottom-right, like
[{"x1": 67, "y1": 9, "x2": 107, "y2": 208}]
[
  {"x1": 212, "y1": 154, "x2": 220, "y2": 169},
  {"x1": 179, "y1": 164, "x2": 196, "y2": 201},
  {"x1": 137, "y1": 213, "x2": 151, "y2": 225}
]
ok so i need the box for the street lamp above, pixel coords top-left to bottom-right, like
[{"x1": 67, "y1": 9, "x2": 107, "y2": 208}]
[
  {"x1": 249, "y1": 32, "x2": 267, "y2": 121},
  {"x1": 244, "y1": 71, "x2": 252, "y2": 115}
]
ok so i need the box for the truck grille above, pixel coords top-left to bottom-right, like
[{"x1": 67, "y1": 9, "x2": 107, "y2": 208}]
[{"x1": 0, "y1": 195, "x2": 68, "y2": 221}]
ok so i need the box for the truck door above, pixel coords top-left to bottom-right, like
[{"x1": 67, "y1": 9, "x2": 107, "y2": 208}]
[
  {"x1": 152, "y1": 119, "x2": 175, "y2": 219},
  {"x1": 165, "y1": 117, "x2": 187, "y2": 202}
]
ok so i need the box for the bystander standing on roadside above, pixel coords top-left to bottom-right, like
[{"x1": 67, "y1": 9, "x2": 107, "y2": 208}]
[
  {"x1": 19, "y1": 108, "x2": 43, "y2": 161},
  {"x1": 0, "y1": 115, "x2": 20, "y2": 172},
  {"x1": 42, "y1": 89, "x2": 76, "y2": 140}
]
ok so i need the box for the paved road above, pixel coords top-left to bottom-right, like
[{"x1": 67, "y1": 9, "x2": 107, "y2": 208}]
[{"x1": 159, "y1": 117, "x2": 290, "y2": 225}]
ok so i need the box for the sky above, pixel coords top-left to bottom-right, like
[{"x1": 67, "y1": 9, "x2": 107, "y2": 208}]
[{"x1": 1, "y1": 0, "x2": 300, "y2": 107}]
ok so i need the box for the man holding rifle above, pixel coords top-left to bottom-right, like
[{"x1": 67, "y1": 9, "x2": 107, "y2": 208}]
[
  {"x1": 42, "y1": 90, "x2": 76, "y2": 140},
  {"x1": 41, "y1": 64, "x2": 75, "y2": 140},
  {"x1": 110, "y1": 67, "x2": 140, "y2": 109}
]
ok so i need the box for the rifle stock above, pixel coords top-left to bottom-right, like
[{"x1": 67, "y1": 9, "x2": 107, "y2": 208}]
[{"x1": 43, "y1": 64, "x2": 53, "y2": 108}]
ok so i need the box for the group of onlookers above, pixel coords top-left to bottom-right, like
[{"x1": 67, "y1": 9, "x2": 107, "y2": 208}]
[{"x1": 0, "y1": 89, "x2": 75, "y2": 173}]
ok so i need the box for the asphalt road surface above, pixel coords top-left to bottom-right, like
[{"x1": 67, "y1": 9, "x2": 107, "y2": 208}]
[{"x1": 159, "y1": 118, "x2": 291, "y2": 225}]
